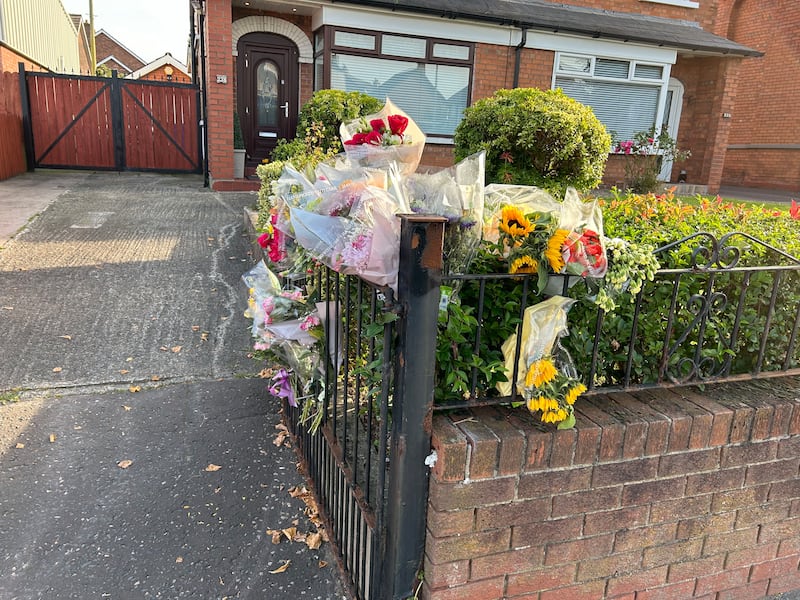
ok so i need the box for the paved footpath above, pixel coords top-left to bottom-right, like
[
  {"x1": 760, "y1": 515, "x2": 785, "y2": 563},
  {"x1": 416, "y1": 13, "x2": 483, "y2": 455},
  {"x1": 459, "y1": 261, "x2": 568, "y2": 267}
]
[{"x1": 0, "y1": 172, "x2": 348, "y2": 599}]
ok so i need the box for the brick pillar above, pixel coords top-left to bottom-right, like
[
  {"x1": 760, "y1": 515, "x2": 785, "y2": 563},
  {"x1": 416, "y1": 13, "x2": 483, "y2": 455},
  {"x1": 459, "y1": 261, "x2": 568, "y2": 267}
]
[
  {"x1": 672, "y1": 56, "x2": 743, "y2": 194},
  {"x1": 205, "y1": 0, "x2": 234, "y2": 186},
  {"x1": 704, "y1": 58, "x2": 742, "y2": 194}
]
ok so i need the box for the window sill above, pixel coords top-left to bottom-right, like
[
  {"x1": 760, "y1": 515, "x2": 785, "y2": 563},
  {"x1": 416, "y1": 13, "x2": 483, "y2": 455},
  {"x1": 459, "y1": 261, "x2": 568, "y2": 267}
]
[{"x1": 640, "y1": 0, "x2": 699, "y2": 8}]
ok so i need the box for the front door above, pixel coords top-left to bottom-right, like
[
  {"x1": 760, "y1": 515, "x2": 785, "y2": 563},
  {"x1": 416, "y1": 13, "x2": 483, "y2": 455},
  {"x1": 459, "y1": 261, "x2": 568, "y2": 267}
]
[{"x1": 237, "y1": 33, "x2": 299, "y2": 161}]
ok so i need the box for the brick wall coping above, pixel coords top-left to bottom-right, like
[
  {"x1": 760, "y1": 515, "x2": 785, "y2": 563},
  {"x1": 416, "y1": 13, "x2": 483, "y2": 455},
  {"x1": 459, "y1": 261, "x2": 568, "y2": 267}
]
[{"x1": 432, "y1": 377, "x2": 800, "y2": 482}]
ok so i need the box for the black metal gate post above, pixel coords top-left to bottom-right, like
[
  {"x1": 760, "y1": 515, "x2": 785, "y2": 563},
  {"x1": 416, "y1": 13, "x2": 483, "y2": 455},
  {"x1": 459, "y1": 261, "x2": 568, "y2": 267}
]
[
  {"x1": 18, "y1": 63, "x2": 35, "y2": 172},
  {"x1": 381, "y1": 215, "x2": 447, "y2": 600},
  {"x1": 109, "y1": 70, "x2": 126, "y2": 170}
]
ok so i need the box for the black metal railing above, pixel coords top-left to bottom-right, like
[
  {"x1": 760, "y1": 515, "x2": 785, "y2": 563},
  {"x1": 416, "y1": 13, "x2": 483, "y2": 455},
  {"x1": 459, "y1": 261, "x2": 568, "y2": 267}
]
[
  {"x1": 436, "y1": 231, "x2": 800, "y2": 411},
  {"x1": 285, "y1": 216, "x2": 445, "y2": 600},
  {"x1": 283, "y1": 226, "x2": 800, "y2": 599}
]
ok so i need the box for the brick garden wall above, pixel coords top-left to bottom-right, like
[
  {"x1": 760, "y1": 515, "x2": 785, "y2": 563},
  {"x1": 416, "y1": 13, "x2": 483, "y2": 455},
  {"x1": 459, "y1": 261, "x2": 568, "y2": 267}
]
[{"x1": 424, "y1": 380, "x2": 800, "y2": 599}]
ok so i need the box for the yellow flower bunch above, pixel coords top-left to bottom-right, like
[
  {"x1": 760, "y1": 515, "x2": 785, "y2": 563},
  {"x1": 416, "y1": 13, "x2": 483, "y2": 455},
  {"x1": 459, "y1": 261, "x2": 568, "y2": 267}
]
[
  {"x1": 522, "y1": 356, "x2": 587, "y2": 427},
  {"x1": 497, "y1": 205, "x2": 570, "y2": 282}
]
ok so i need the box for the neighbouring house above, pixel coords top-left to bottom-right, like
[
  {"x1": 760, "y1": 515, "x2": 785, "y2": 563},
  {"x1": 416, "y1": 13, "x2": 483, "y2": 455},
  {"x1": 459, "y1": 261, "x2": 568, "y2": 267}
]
[
  {"x1": 190, "y1": 0, "x2": 797, "y2": 195},
  {"x1": 0, "y1": 0, "x2": 80, "y2": 73},
  {"x1": 0, "y1": 0, "x2": 81, "y2": 180},
  {"x1": 720, "y1": 2, "x2": 800, "y2": 192},
  {"x1": 94, "y1": 29, "x2": 146, "y2": 76},
  {"x1": 70, "y1": 13, "x2": 93, "y2": 74},
  {"x1": 127, "y1": 53, "x2": 192, "y2": 83}
]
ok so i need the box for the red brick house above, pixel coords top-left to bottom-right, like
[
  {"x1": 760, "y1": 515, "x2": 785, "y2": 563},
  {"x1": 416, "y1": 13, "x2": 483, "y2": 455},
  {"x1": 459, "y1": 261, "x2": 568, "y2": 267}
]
[
  {"x1": 95, "y1": 29, "x2": 146, "y2": 76},
  {"x1": 127, "y1": 53, "x2": 192, "y2": 83},
  {"x1": 191, "y1": 0, "x2": 784, "y2": 194}
]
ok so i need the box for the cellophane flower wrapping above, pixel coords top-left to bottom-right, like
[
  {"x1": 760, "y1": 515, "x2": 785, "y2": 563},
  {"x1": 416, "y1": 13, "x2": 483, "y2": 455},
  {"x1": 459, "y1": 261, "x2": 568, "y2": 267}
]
[
  {"x1": 482, "y1": 184, "x2": 562, "y2": 246},
  {"x1": 290, "y1": 183, "x2": 402, "y2": 291},
  {"x1": 339, "y1": 98, "x2": 425, "y2": 176},
  {"x1": 403, "y1": 151, "x2": 486, "y2": 277},
  {"x1": 242, "y1": 261, "x2": 326, "y2": 430},
  {"x1": 559, "y1": 188, "x2": 608, "y2": 279},
  {"x1": 497, "y1": 296, "x2": 586, "y2": 427}
]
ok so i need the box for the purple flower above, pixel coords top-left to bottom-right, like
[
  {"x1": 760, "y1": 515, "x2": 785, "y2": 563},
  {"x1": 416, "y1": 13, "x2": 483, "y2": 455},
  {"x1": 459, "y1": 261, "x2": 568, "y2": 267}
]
[{"x1": 269, "y1": 369, "x2": 296, "y2": 407}]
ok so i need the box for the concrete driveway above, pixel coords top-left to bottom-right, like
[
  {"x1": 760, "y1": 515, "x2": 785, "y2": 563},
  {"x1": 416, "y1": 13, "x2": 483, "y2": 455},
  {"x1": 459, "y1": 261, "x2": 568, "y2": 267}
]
[{"x1": 0, "y1": 171, "x2": 348, "y2": 599}]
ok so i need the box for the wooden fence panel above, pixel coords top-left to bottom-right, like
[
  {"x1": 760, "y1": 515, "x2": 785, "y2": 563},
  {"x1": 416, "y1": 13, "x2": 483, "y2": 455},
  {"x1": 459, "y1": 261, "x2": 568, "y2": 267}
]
[
  {"x1": 26, "y1": 74, "x2": 115, "y2": 169},
  {"x1": 0, "y1": 70, "x2": 27, "y2": 180},
  {"x1": 122, "y1": 82, "x2": 199, "y2": 172}
]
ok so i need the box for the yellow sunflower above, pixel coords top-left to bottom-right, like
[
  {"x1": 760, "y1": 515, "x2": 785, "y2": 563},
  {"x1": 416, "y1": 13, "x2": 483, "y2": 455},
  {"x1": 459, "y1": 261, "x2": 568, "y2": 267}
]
[
  {"x1": 565, "y1": 383, "x2": 587, "y2": 405},
  {"x1": 527, "y1": 396, "x2": 543, "y2": 412},
  {"x1": 510, "y1": 255, "x2": 539, "y2": 274},
  {"x1": 525, "y1": 358, "x2": 558, "y2": 388},
  {"x1": 499, "y1": 206, "x2": 534, "y2": 237},
  {"x1": 545, "y1": 229, "x2": 570, "y2": 272}
]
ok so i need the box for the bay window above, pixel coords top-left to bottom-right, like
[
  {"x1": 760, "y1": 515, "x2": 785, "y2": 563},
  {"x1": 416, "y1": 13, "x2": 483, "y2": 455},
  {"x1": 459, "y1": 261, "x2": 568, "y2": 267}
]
[
  {"x1": 554, "y1": 53, "x2": 669, "y2": 142},
  {"x1": 315, "y1": 27, "x2": 473, "y2": 141}
]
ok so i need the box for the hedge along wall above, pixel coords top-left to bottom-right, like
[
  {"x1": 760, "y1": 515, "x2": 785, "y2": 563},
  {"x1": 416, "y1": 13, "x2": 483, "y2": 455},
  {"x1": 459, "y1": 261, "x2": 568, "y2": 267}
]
[{"x1": 424, "y1": 379, "x2": 800, "y2": 600}]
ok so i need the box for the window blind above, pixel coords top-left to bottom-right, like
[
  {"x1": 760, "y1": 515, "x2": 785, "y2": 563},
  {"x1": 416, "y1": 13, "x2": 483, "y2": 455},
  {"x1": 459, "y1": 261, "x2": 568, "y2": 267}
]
[{"x1": 556, "y1": 77, "x2": 660, "y2": 141}]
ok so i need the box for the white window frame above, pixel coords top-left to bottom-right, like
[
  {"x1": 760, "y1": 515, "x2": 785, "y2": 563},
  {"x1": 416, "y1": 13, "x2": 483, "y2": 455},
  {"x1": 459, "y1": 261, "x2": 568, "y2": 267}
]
[{"x1": 552, "y1": 51, "x2": 672, "y2": 147}]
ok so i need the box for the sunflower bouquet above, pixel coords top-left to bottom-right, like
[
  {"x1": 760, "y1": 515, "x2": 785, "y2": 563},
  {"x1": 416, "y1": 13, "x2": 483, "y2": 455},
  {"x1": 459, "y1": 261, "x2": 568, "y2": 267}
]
[
  {"x1": 484, "y1": 185, "x2": 607, "y2": 294},
  {"x1": 497, "y1": 296, "x2": 586, "y2": 428}
]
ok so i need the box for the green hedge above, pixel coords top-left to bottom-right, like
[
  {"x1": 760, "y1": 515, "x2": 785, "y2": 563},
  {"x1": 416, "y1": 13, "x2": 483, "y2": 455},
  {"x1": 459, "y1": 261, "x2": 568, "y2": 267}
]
[{"x1": 454, "y1": 88, "x2": 612, "y2": 196}]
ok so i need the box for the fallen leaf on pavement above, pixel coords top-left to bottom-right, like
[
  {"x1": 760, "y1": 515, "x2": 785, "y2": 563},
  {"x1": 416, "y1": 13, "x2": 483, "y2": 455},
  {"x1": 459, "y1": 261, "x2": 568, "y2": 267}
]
[
  {"x1": 267, "y1": 529, "x2": 282, "y2": 544},
  {"x1": 52, "y1": 367, "x2": 63, "y2": 373},
  {"x1": 117, "y1": 459, "x2": 133, "y2": 469},
  {"x1": 318, "y1": 561, "x2": 328, "y2": 568},
  {"x1": 59, "y1": 335, "x2": 72, "y2": 340},
  {"x1": 205, "y1": 464, "x2": 222, "y2": 472},
  {"x1": 119, "y1": 369, "x2": 129, "y2": 375},
  {"x1": 191, "y1": 325, "x2": 200, "y2": 331},
  {"x1": 2, "y1": 306, "x2": 13, "y2": 310},
  {"x1": 126, "y1": 357, "x2": 133, "y2": 362},
  {"x1": 305, "y1": 531, "x2": 323, "y2": 550},
  {"x1": 123, "y1": 405, "x2": 132, "y2": 411},
  {"x1": 171, "y1": 346, "x2": 182, "y2": 353},
  {"x1": 129, "y1": 386, "x2": 141, "y2": 393},
  {"x1": 288, "y1": 486, "x2": 308, "y2": 498},
  {"x1": 49, "y1": 434, "x2": 56, "y2": 443},
  {"x1": 200, "y1": 332, "x2": 209, "y2": 342},
  {"x1": 273, "y1": 433, "x2": 288, "y2": 447},
  {"x1": 175, "y1": 556, "x2": 183, "y2": 563},
  {"x1": 281, "y1": 527, "x2": 297, "y2": 541},
  {"x1": 151, "y1": 375, "x2": 160, "y2": 381},
  {"x1": 269, "y1": 560, "x2": 290, "y2": 574},
  {"x1": 159, "y1": 346, "x2": 169, "y2": 352},
  {"x1": 15, "y1": 443, "x2": 24, "y2": 449}
]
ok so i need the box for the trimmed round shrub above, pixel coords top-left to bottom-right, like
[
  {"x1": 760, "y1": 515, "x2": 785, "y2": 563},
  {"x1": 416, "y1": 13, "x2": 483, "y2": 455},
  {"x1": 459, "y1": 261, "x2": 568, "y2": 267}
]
[
  {"x1": 283, "y1": 89, "x2": 383, "y2": 157},
  {"x1": 454, "y1": 88, "x2": 611, "y2": 195}
]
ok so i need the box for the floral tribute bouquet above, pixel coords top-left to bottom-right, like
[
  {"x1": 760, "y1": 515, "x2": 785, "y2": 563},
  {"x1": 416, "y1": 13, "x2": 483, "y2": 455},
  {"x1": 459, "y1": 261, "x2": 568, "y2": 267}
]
[
  {"x1": 242, "y1": 261, "x2": 325, "y2": 430},
  {"x1": 483, "y1": 185, "x2": 607, "y2": 294},
  {"x1": 591, "y1": 237, "x2": 660, "y2": 313},
  {"x1": 340, "y1": 98, "x2": 425, "y2": 176},
  {"x1": 496, "y1": 296, "x2": 586, "y2": 428},
  {"x1": 401, "y1": 150, "x2": 486, "y2": 277},
  {"x1": 288, "y1": 178, "x2": 404, "y2": 291}
]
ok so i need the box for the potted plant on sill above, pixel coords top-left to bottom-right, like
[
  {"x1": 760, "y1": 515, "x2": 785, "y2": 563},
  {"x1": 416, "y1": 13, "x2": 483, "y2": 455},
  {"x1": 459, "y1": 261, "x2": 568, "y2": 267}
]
[{"x1": 233, "y1": 112, "x2": 246, "y2": 179}]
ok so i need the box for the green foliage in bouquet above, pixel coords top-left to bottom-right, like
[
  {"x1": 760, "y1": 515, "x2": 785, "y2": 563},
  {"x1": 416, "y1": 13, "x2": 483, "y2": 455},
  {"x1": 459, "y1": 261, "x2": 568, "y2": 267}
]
[{"x1": 454, "y1": 88, "x2": 612, "y2": 196}]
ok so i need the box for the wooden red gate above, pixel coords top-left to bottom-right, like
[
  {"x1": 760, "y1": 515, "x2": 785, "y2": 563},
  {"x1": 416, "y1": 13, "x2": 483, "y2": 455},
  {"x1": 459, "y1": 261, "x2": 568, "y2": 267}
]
[{"x1": 22, "y1": 69, "x2": 201, "y2": 173}]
